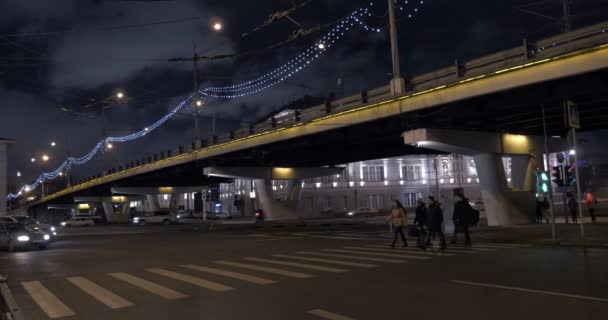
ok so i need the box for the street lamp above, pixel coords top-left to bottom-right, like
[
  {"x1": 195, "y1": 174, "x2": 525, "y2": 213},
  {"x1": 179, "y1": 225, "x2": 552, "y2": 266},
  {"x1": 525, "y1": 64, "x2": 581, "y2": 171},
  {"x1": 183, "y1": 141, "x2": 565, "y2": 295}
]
[
  {"x1": 213, "y1": 22, "x2": 223, "y2": 31},
  {"x1": 16, "y1": 171, "x2": 21, "y2": 177},
  {"x1": 30, "y1": 158, "x2": 36, "y2": 163},
  {"x1": 116, "y1": 91, "x2": 125, "y2": 99},
  {"x1": 42, "y1": 154, "x2": 50, "y2": 162},
  {"x1": 106, "y1": 143, "x2": 113, "y2": 150},
  {"x1": 51, "y1": 141, "x2": 57, "y2": 147}
]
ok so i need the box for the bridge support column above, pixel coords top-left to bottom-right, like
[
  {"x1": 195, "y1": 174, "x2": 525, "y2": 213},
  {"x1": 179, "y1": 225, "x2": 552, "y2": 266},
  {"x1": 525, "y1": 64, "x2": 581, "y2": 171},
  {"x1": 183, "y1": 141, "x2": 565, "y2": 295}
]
[
  {"x1": 101, "y1": 201, "x2": 114, "y2": 223},
  {"x1": 146, "y1": 195, "x2": 160, "y2": 212},
  {"x1": 510, "y1": 154, "x2": 539, "y2": 191},
  {"x1": 254, "y1": 179, "x2": 300, "y2": 221}
]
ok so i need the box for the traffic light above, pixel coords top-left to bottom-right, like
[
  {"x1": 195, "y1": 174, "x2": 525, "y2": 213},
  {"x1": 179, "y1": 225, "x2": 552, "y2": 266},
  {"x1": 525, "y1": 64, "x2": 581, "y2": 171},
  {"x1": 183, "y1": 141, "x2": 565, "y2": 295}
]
[
  {"x1": 536, "y1": 171, "x2": 550, "y2": 196},
  {"x1": 565, "y1": 165, "x2": 576, "y2": 186},
  {"x1": 551, "y1": 166, "x2": 565, "y2": 187}
]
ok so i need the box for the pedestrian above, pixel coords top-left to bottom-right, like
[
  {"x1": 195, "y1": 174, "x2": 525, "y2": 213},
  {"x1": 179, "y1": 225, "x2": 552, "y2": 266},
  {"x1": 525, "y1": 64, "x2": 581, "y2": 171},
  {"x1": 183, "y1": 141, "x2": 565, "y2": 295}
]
[
  {"x1": 542, "y1": 197, "x2": 550, "y2": 224},
  {"x1": 535, "y1": 197, "x2": 545, "y2": 223},
  {"x1": 422, "y1": 196, "x2": 446, "y2": 251},
  {"x1": 567, "y1": 193, "x2": 578, "y2": 223},
  {"x1": 387, "y1": 200, "x2": 407, "y2": 248},
  {"x1": 585, "y1": 191, "x2": 598, "y2": 223},
  {"x1": 451, "y1": 194, "x2": 473, "y2": 246},
  {"x1": 414, "y1": 199, "x2": 427, "y2": 247}
]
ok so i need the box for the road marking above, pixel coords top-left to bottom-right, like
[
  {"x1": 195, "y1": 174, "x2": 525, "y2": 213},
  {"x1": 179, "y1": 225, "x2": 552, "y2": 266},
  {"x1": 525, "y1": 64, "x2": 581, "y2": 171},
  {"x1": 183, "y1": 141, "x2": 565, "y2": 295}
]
[
  {"x1": 273, "y1": 254, "x2": 377, "y2": 268},
  {"x1": 449, "y1": 243, "x2": 511, "y2": 249},
  {"x1": 442, "y1": 246, "x2": 494, "y2": 252},
  {"x1": 253, "y1": 236, "x2": 307, "y2": 241},
  {"x1": 450, "y1": 280, "x2": 608, "y2": 303},
  {"x1": 298, "y1": 251, "x2": 406, "y2": 264},
  {"x1": 21, "y1": 281, "x2": 75, "y2": 319},
  {"x1": 363, "y1": 244, "x2": 469, "y2": 255},
  {"x1": 323, "y1": 249, "x2": 431, "y2": 260},
  {"x1": 308, "y1": 308, "x2": 355, "y2": 320},
  {"x1": 214, "y1": 261, "x2": 313, "y2": 278},
  {"x1": 354, "y1": 246, "x2": 456, "y2": 256},
  {"x1": 146, "y1": 268, "x2": 233, "y2": 292},
  {"x1": 109, "y1": 272, "x2": 187, "y2": 300},
  {"x1": 475, "y1": 243, "x2": 530, "y2": 248},
  {"x1": 182, "y1": 265, "x2": 275, "y2": 285},
  {"x1": 66, "y1": 277, "x2": 133, "y2": 309},
  {"x1": 243, "y1": 257, "x2": 347, "y2": 273}
]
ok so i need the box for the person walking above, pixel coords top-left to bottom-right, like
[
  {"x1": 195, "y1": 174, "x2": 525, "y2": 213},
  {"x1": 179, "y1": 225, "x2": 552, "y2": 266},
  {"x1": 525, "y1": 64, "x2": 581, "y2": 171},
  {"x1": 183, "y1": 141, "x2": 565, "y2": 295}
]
[
  {"x1": 414, "y1": 199, "x2": 427, "y2": 247},
  {"x1": 585, "y1": 191, "x2": 598, "y2": 223},
  {"x1": 451, "y1": 194, "x2": 473, "y2": 246},
  {"x1": 567, "y1": 193, "x2": 578, "y2": 223},
  {"x1": 535, "y1": 197, "x2": 545, "y2": 224},
  {"x1": 387, "y1": 200, "x2": 408, "y2": 248},
  {"x1": 423, "y1": 196, "x2": 446, "y2": 251}
]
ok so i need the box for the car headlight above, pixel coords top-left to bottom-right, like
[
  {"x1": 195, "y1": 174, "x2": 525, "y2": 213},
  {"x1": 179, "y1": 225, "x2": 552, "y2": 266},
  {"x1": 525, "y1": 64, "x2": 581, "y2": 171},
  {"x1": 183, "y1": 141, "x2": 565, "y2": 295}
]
[
  {"x1": 50, "y1": 226, "x2": 56, "y2": 232},
  {"x1": 133, "y1": 217, "x2": 140, "y2": 222},
  {"x1": 52, "y1": 232, "x2": 57, "y2": 236},
  {"x1": 44, "y1": 234, "x2": 50, "y2": 240},
  {"x1": 348, "y1": 212, "x2": 354, "y2": 216},
  {"x1": 177, "y1": 215, "x2": 181, "y2": 219},
  {"x1": 60, "y1": 222, "x2": 67, "y2": 226},
  {"x1": 17, "y1": 235, "x2": 30, "y2": 242}
]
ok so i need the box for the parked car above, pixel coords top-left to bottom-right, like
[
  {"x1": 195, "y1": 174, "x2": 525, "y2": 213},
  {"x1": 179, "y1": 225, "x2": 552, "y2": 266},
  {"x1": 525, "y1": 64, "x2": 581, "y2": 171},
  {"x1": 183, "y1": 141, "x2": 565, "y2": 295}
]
[
  {"x1": 0, "y1": 223, "x2": 51, "y2": 252},
  {"x1": 0, "y1": 216, "x2": 18, "y2": 224},
  {"x1": 132, "y1": 212, "x2": 177, "y2": 226},
  {"x1": 12, "y1": 216, "x2": 57, "y2": 236},
  {"x1": 347, "y1": 207, "x2": 380, "y2": 217},
  {"x1": 207, "y1": 212, "x2": 232, "y2": 220},
  {"x1": 60, "y1": 217, "x2": 95, "y2": 227}
]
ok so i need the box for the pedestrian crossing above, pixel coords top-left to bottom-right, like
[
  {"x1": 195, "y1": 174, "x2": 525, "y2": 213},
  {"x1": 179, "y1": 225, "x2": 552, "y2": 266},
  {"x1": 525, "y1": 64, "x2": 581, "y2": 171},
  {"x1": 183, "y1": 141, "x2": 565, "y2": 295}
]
[{"x1": 11, "y1": 241, "x2": 529, "y2": 319}]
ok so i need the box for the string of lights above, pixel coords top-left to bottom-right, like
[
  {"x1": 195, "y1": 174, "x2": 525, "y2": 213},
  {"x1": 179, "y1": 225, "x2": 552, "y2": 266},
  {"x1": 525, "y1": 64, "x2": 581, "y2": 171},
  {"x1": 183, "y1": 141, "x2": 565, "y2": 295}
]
[{"x1": 7, "y1": 0, "x2": 426, "y2": 200}]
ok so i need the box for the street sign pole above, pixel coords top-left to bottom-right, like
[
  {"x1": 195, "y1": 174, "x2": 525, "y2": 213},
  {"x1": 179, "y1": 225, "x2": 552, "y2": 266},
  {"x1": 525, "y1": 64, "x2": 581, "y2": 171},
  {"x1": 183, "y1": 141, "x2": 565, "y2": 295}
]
[
  {"x1": 542, "y1": 105, "x2": 556, "y2": 239},
  {"x1": 565, "y1": 100, "x2": 584, "y2": 239}
]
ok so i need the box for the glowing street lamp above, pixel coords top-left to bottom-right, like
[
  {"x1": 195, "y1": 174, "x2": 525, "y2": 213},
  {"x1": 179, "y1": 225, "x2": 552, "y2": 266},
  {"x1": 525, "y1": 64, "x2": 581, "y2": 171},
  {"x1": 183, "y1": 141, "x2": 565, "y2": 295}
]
[
  {"x1": 30, "y1": 158, "x2": 36, "y2": 163},
  {"x1": 116, "y1": 91, "x2": 125, "y2": 99},
  {"x1": 16, "y1": 171, "x2": 21, "y2": 177},
  {"x1": 42, "y1": 154, "x2": 50, "y2": 162},
  {"x1": 195, "y1": 100, "x2": 203, "y2": 107},
  {"x1": 51, "y1": 141, "x2": 57, "y2": 147},
  {"x1": 213, "y1": 22, "x2": 223, "y2": 31},
  {"x1": 106, "y1": 143, "x2": 113, "y2": 150}
]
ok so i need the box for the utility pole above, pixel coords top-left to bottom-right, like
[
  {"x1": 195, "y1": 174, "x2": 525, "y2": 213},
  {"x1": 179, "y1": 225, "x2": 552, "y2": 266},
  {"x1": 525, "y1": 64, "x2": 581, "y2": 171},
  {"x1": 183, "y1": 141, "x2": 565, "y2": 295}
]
[
  {"x1": 387, "y1": 0, "x2": 404, "y2": 95},
  {"x1": 542, "y1": 105, "x2": 556, "y2": 239},
  {"x1": 562, "y1": 0, "x2": 572, "y2": 32}
]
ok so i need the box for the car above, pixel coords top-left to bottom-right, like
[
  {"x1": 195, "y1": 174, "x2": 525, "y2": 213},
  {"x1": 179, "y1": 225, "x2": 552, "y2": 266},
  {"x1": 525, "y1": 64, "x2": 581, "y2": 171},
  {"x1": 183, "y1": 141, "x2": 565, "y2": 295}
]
[
  {"x1": 132, "y1": 212, "x2": 177, "y2": 226},
  {"x1": 347, "y1": 207, "x2": 380, "y2": 217},
  {"x1": 207, "y1": 212, "x2": 232, "y2": 220},
  {"x1": 176, "y1": 212, "x2": 204, "y2": 224},
  {"x1": 0, "y1": 216, "x2": 18, "y2": 224},
  {"x1": 12, "y1": 216, "x2": 57, "y2": 237},
  {"x1": 60, "y1": 217, "x2": 95, "y2": 227},
  {"x1": 0, "y1": 223, "x2": 51, "y2": 252}
]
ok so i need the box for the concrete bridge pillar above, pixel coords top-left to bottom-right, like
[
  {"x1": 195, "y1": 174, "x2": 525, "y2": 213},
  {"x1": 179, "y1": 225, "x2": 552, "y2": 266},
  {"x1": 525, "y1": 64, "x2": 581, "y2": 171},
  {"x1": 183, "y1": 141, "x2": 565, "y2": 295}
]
[
  {"x1": 101, "y1": 201, "x2": 114, "y2": 222},
  {"x1": 254, "y1": 179, "x2": 299, "y2": 221},
  {"x1": 146, "y1": 195, "x2": 160, "y2": 212}
]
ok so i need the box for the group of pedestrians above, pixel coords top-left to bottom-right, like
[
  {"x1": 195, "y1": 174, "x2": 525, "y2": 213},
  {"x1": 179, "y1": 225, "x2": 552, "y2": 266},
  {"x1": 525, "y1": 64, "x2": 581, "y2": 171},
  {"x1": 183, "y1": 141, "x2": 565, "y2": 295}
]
[
  {"x1": 388, "y1": 194, "x2": 478, "y2": 251},
  {"x1": 537, "y1": 191, "x2": 599, "y2": 224}
]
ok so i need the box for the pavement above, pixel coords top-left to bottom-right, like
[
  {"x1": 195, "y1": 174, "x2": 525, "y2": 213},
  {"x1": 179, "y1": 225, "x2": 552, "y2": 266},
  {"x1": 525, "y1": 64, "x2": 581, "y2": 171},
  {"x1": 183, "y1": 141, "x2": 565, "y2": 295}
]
[{"x1": 1, "y1": 225, "x2": 608, "y2": 320}]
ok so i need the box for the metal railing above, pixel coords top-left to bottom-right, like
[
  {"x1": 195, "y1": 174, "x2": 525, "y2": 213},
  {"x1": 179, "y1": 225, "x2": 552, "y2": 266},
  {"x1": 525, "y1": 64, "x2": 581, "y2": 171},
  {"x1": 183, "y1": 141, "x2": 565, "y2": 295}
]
[{"x1": 43, "y1": 21, "x2": 608, "y2": 194}]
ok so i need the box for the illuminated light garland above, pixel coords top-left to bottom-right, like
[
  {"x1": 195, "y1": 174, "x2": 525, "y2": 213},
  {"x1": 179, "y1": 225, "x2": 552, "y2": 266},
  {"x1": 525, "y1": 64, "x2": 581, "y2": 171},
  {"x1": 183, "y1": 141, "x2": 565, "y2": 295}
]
[{"x1": 7, "y1": 0, "x2": 426, "y2": 200}]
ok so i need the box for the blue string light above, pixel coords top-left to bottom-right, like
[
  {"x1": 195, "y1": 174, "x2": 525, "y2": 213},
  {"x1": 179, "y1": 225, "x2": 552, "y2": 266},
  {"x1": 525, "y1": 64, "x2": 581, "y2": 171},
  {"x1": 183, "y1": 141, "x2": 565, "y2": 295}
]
[{"x1": 7, "y1": 0, "x2": 426, "y2": 200}]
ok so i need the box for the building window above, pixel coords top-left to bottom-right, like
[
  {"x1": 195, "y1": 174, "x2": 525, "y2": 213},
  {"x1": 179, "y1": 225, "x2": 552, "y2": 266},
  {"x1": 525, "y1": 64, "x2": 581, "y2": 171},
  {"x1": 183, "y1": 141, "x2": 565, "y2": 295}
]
[
  {"x1": 403, "y1": 193, "x2": 422, "y2": 208},
  {"x1": 321, "y1": 175, "x2": 332, "y2": 184},
  {"x1": 468, "y1": 159, "x2": 477, "y2": 176},
  {"x1": 442, "y1": 159, "x2": 450, "y2": 176},
  {"x1": 362, "y1": 165, "x2": 384, "y2": 182},
  {"x1": 401, "y1": 165, "x2": 422, "y2": 181},
  {"x1": 368, "y1": 194, "x2": 384, "y2": 209}
]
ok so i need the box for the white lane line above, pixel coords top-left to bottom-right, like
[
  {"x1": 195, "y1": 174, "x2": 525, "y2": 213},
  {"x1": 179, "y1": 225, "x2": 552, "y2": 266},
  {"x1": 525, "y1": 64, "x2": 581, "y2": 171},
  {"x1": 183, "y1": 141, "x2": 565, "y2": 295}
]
[
  {"x1": 444, "y1": 246, "x2": 495, "y2": 252},
  {"x1": 243, "y1": 257, "x2": 347, "y2": 273},
  {"x1": 273, "y1": 254, "x2": 377, "y2": 268},
  {"x1": 450, "y1": 244, "x2": 511, "y2": 249},
  {"x1": 146, "y1": 268, "x2": 233, "y2": 292},
  {"x1": 182, "y1": 264, "x2": 275, "y2": 285},
  {"x1": 253, "y1": 237, "x2": 307, "y2": 241},
  {"x1": 21, "y1": 281, "x2": 75, "y2": 319},
  {"x1": 476, "y1": 243, "x2": 530, "y2": 248},
  {"x1": 450, "y1": 280, "x2": 608, "y2": 303},
  {"x1": 308, "y1": 308, "x2": 355, "y2": 320},
  {"x1": 353, "y1": 246, "x2": 456, "y2": 256},
  {"x1": 66, "y1": 277, "x2": 133, "y2": 309},
  {"x1": 297, "y1": 251, "x2": 406, "y2": 264},
  {"x1": 214, "y1": 261, "x2": 313, "y2": 279},
  {"x1": 364, "y1": 244, "x2": 468, "y2": 255},
  {"x1": 109, "y1": 272, "x2": 187, "y2": 300},
  {"x1": 322, "y1": 249, "x2": 431, "y2": 260}
]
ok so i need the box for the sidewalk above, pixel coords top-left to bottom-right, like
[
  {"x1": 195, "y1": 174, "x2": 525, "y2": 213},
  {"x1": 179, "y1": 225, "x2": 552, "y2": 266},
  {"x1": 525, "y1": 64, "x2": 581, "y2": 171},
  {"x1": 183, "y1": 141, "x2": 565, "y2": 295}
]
[{"x1": 469, "y1": 222, "x2": 608, "y2": 248}]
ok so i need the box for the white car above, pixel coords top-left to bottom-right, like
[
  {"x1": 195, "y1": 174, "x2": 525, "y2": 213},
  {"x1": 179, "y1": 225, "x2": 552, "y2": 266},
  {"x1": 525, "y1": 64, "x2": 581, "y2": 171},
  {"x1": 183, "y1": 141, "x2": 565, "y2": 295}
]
[
  {"x1": 347, "y1": 207, "x2": 380, "y2": 217},
  {"x1": 61, "y1": 217, "x2": 95, "y2": 227},
  {"x1": 132, "y1": 213, "x2": 177, "y2": 226},
  {"x1": 12, "y1": 216, "x2": 57, "y2": 237}
]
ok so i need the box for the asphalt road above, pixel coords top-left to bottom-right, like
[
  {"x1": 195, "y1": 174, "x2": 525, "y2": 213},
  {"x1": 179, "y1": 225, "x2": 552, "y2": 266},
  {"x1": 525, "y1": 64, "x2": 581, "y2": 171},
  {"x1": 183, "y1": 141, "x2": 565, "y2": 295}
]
[{"x1": 1, "y1": 225, "x2": 607, "y2": 320}]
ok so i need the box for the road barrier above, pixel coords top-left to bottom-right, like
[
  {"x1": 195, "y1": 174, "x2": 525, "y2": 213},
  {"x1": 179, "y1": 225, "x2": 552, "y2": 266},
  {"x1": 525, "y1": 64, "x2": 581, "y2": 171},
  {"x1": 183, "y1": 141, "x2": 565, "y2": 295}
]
[{"x1": 0, "y1": 275, "x2": 22, "y2": 320}]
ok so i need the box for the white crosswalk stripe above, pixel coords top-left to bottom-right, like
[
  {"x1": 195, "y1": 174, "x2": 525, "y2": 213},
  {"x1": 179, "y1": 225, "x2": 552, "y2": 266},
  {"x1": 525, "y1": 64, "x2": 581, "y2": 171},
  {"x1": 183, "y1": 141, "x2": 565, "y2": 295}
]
[
  {"x1": 67, "y1": 276, "x2": 134, "y2": 309},
  {"x1": 309, "y1": 308, "x2": 355, "y2": 320},
  {"x1": 322, "y1": 249, "x2": 431, "y2": 260},
  {"x1": 182, "y1": 264, "x2": 276, "y2": 285},
  {"x1": 21, "y1": 281, "x2": 75, "y2": 319},
  {"x1": 243, "y1": 257, "x2": 347, "y2": 273},
  {"x1": 448, "y1": 245, "x2": 497, "y2": 251},
  {"x1": 146, "y1": 268, "x2": 233, "y2": 292},
  {"x1": 297, "y1": 251, "x2": 406, "y2": 264},
  {"x1": 363, "y1": 244, "x2": 469, "y2": 255},
  {"x1": 475, "y1": 242, "x2": 530, "y2": 248},
  {"x1": 273, "y1": 254, "x2": 377, "y2": 268},
  {"x1": 214, "y1": 260, "x2": 313, "y2": 278},
  {"x1": 344, "y1": 246, "x2": 455, "y2": 256},
  {"x1": 109, "y1": 272, "x2": 188, "y2": 300}
]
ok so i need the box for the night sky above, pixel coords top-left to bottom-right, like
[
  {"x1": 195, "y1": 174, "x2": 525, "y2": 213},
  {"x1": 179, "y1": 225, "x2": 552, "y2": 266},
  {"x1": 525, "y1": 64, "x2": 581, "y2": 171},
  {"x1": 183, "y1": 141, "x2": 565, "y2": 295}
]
[{"x1": 2, "y1": 0, "x2": 608, "y2": 187}]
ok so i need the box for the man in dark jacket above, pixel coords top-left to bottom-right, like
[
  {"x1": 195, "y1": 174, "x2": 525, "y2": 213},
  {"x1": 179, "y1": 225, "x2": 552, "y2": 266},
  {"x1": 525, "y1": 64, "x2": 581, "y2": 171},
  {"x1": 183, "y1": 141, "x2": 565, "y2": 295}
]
[
  {"x1": 451, "y1": 194, "x2": 473, "y2": 246},
  {"x1": 422, "y1": 196, "x2": 446, "y2": 250},
  {"x1": 567, "y1": 193, "x2": 578, "y2": 223},
  {"x1": 414, "y1": 200, "x2": 427, "y2": 231}
]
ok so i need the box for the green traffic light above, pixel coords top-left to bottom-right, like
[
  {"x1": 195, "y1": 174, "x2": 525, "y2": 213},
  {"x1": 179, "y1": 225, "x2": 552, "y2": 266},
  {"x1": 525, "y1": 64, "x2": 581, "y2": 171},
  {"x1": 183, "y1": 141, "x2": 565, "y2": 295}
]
[
  {"x1": 541, "y1": 172, "x2": 549, "y2": 181},
  {"x1": 541, "y1": 183, "x2": 549, "y2": 193}
]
